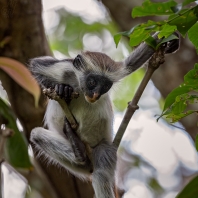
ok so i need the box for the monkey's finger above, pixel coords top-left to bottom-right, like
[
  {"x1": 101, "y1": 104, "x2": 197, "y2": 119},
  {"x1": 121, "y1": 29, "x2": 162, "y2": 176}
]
[
  {"x1": 55, "y1": 84, "x2": 59, "y2": 94},
  {"x1": 68, "y1": 86, "x2": 73, "y2": 98},
  {"x1": 58, "y1": 84, "x2": 64, "y2": 98},
  {"x1": 64, "y1": 86, "x2": 70, "y2": 103}
]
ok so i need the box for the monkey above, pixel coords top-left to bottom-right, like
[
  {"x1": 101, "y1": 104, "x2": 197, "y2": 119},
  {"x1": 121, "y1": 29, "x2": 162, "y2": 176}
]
[{"x1": 29, "y1": 35, "x2": 179, "y2": 198}]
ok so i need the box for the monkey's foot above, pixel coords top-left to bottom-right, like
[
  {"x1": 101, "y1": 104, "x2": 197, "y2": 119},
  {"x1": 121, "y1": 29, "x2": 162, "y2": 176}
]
[{"x1": 63, "y1": 118, "x2": 87, "y2": 165}]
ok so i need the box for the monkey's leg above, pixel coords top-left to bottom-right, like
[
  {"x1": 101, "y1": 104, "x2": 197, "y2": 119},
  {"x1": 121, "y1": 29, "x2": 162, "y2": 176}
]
[
  {"x1": 63, "y1": 118, "x2": 88, "y2": 165},
  {"x1": 92, "y1": 140, "x2": 117, "y2": 198},
  {"x1": 30, "y1": 127, "x2": 91, "y2": 178}
]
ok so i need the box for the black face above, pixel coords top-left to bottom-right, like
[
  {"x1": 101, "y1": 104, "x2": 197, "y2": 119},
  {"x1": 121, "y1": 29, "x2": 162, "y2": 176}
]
[{"x1": 84, "y1": 73, "x2": 113, "y2": 103}]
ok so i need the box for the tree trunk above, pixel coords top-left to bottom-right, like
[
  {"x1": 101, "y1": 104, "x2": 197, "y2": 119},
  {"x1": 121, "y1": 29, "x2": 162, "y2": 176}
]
[
  {"x1": 102, "y1": 0, "x2": 198, "y2": 139},
  {"x1": 0, "y1": 0, "x2": 93, "y2": 197}
]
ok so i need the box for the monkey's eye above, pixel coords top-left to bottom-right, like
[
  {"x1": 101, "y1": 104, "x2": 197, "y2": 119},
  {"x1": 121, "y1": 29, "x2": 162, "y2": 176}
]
[{"x1": 87, "y1": 79, "x2": 96, "y2": 89}]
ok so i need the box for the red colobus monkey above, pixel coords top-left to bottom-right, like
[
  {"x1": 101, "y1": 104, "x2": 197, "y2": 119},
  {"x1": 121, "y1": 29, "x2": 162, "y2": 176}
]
[{"x1": 29, "y1": 36, "x2": 179, "y2": 198}]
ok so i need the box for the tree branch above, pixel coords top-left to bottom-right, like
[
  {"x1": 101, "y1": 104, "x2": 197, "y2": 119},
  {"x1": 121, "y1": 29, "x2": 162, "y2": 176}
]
[
  {"x1": 43, "y1": 88, "x2": 79, "y2": 130},
  {"x1": 113, "y1": 47, "x2": 166, "y2": 148}
]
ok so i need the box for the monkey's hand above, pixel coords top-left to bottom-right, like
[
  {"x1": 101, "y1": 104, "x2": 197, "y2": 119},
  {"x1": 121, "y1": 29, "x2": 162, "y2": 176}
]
[
  {"x1": 43, "y1": 84, "x2": 79, "y2": 103},
  {"x1": 55, "y1": 84, "x2": 79, "y2": 103}
]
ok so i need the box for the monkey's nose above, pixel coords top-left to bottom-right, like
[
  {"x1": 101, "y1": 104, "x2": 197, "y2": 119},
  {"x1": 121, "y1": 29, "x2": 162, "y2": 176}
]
[{"x1": 85, "y1": 93, "x2": 99, "y2": 103}]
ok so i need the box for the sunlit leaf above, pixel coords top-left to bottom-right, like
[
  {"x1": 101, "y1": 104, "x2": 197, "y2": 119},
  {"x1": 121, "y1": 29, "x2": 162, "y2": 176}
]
[
  {"x1": 176, "y1": 175, "x2": 198, "y2": 198},
  {"x1": 129, "y1": 21, "x2": 162, "y2": 46},
  {"x1": 114, "y1": 34, "x2": 122, "y2": 48},
  {"x1": 113, "y1": 24, "x2": 141, "y2": 47},
  {"x1": 0, "y1": 98, "x2": 32, "y2": 169},
  {"x1": 0, "y1": 57, "x2": 40, "y2": 107},
  {"x1": 132, "y1": 0, "x2": 177, "y2": 18},
  {"x1": 188, "y1": 22, "x2": 198, "y2": 53},
  {"x1": 163, "y1": 63, "x2": 198, "y2": 112},
  {"x1": 162, "y1": 94, "x2": 198, "y2": 122},
  {"x1": 166, "y1": 110, "x2": 197, "y2": 123},
  {"x1": 168, "y1": 7, "x2": 198, "y2": 37},
  {"x1": 130, "y1": 28, "x2": 151, "y2": 47},
  {"x1": 158, "y1": 24, "x2": 177, "y2": 38}
]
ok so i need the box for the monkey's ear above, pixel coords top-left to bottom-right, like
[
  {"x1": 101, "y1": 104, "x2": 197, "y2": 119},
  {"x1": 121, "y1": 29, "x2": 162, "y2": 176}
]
[
  {"x1": 165, "y1": 32, "x2": 180, "y2": 54},
  {"x1": 73, "y1": 55, "x2": 84, "y2": 70}
]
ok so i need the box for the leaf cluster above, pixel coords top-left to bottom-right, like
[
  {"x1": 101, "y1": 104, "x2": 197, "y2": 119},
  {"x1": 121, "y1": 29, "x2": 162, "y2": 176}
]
[
  {"x1": 114, "y1": 1, "x2": 198, "y2": 197},
  {"x1": 159, "y1": 63, "x2": 198, "y2": 122},
  {"x1": 114, "y1": 0, "x2": 198, "y2": 51}
]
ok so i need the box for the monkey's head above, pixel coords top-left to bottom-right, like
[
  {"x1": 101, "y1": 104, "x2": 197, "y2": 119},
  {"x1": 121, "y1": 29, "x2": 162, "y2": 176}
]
[{"x1": 73, "y1": 51, "x2": 125, "y2": 103}]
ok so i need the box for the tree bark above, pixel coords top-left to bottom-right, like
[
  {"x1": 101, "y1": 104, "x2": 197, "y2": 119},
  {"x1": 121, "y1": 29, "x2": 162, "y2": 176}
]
[
  {"x1": 102, "y1": 0, "x2": 198, "y2": 139},
  {"x1": 0, "y1": 0, "x2": 93, "y2": 197}
]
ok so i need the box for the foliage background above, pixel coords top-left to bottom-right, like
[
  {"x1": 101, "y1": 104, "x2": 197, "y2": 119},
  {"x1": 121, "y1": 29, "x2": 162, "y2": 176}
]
[{"x1": 0, "y1": 0, "x2": 198, "y2": 198}]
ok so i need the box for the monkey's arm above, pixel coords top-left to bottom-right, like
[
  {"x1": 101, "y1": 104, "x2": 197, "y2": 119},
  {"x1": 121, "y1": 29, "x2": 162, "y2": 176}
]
[
  {"x1": 29, "y1": 56, "x2": 79, "y2": 90},
  {"x1": 124, "y1": 33, "x2": 180, "y2": 74}
]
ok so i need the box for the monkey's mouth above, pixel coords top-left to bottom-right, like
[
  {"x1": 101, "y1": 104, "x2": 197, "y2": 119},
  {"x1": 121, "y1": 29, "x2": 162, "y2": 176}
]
[{"x1": 85, "y1": 93, "x2": 100, "y2": 103}]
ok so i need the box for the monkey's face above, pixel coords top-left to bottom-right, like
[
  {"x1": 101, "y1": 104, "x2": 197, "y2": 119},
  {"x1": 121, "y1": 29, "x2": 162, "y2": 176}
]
[
  {"x1": 83, "y1": 73, "x2": 113, "y2": 103},
  {"x1": 73, "y1": 53, "x2": 114, "y2": 103}
]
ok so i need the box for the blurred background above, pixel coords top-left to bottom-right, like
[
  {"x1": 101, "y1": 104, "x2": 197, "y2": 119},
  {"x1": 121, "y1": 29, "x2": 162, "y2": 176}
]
[{"x1": 0, "y1": 0, "x2": 198, "y2": 198}]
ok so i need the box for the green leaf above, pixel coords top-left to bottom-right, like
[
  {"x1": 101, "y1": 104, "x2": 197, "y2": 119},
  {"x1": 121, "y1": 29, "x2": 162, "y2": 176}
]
[
  {"x1": 114, "y1": 34, "x2": 122, "y2": 48},
  {"x1": 163, "y1": 63, "x2": 198, "y2": 112},
  {"x1": 171, "y1": 97, "x2": 187, "y2": 115},
  {"x1": 130, "y1": 29, "x2": 151, "y2": 47},
  {"x1": 163, "y1": 93, "x2": 198, "y2": 122},
  {"x1": 145, "y1": 36, "x2": 157, "y2": 49},
  {"x1": 132, "y1": 0, "x2": 177, "y2": 18},
  {"x1": 158, "y1": 24, "x2": 177, "y2": 38},
  {"x1": 195, "y1": 134, "x2": 198, "y2": 152},
  {"x1": 0, "y1": 98, "x2": 32, "y2": 169},
  {"x1": 176, "y1": 175, "x2": 198, "y2": 198},
  {"x1": 166, "y1": 110, "x2": 197, "y2": 123},
  {"x1": 168, "y1": 7, "x2": 198, "y2": 37},
  {"x1": 188, "y1": 22, "x2": 198, "y2": 53},
  {"x1": 184, "y1": 63, "x2": 198, "y2": 83},
  {"x1": 129, "y1": 21, "x2": 162, "y2": 47},
  {"x1": 113, "y1": 24, "x2": 141, "y2": 47},
  {"x1": 163, "y1": 85, "x2": 195, "y2": 112}
]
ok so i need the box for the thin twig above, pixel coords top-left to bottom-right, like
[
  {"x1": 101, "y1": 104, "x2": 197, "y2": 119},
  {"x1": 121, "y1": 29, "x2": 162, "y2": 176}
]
[
  {"x1": 43, "y1": 88, "x2": 79, "y2": 130},
  {"x1": 113, "y1": 47, "x2": 166, "y2": 148}
]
